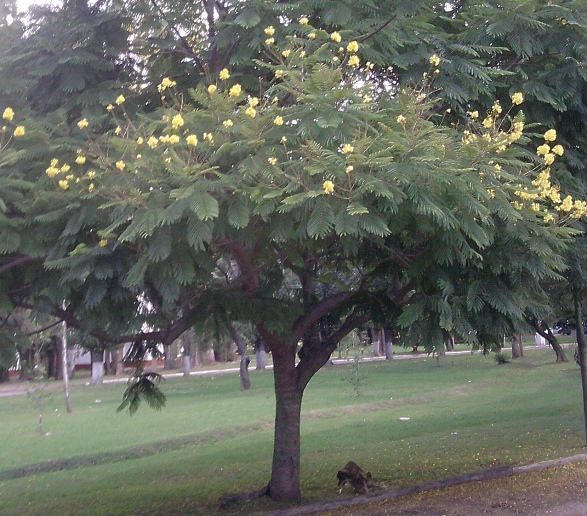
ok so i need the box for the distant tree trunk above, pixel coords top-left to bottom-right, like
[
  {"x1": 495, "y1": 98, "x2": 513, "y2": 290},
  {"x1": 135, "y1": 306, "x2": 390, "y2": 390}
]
[
  {"x1": 182, "y1": 329, "x2": 194, "y2": 376},
  {"x1": 228, "y1": 322, "x2": 251, "y2": 390},
  {"x1": 511, "y1": 333, "x2": 524, "y2": 359},
  {"x1": 255, "y1": 336, "x2": 266, "y2": 371},
  {"x1": 445, "y1": 332, "x2": 455, "y2": 351},
  {"x1": 61, "y1": 318, "x2": 72, "y2": 413},
  {"x1": 163, "y1": 343, "x2": 176, "y2": 370},
  {"x1": 370, "y1": 328, "x2": 383, "y2": 357},
  {"x1": 530, "y1": 318, "x2": 568, "y2": 362},
  {"x1": 90, "y1": 349, "x2": 104, "y2": 385},
  {"x1": 384, "y1": 328, "x2": 393, "y2": 360},
  {"x1": 573, "y1": 286, "x2": 587, "y2": 446},
  {"x1": 113, "y1": 347, "x2": 124, "y2": 375}
]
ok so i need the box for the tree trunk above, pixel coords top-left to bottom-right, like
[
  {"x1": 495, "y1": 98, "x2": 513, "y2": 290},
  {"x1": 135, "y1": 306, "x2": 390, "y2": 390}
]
[
  {"x1": 163, "y1": 344, "x2": 175, "y2": 370},
  {"x1": 90, "y1": 349, "x2": 104, "y2": 385},
  {"x1": 114, "y1": 347, "x2": 124, "y2": 375},
  {"x1": 228, "y1": 322, "x2": 251, "y2": 390},
  {"x1": 269, "y1": 343, "x2": 302, "y2": 501},
  {"x1": 384, "y1": 328, "x2": 393, "y2": 360},
  {"x1": 255, "y1": 336, "x2": 266, "y2": 371},
  {"x1": 530, "y1": 318, "x2": 568, "y2": 362},
  {"x1": 183, "y1": 330, "x2": 193, "y2": 376},
  {"x1": 573, "y1": 286, "x2": 587, "y2": 445},
  {"x1": 511, "y1": 333, "x2": 524, "y2": 359}
]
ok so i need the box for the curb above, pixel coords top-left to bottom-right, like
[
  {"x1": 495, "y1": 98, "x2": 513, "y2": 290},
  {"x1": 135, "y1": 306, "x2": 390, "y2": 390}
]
[{"x1": 266, "y1": 453, "x2": 587, "y2": 516}]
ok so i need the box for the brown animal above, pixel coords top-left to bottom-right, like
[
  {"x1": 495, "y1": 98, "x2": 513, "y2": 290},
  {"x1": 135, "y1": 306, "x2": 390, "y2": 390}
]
[{"x1": 336, "y1": 461, "x2": 374, "y2": 494}]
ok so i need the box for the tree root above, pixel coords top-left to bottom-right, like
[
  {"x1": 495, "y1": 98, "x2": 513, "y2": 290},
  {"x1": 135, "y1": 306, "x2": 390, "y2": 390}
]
[{"x1": 218, "y1": 484, "x2": 270, "y2": 508}]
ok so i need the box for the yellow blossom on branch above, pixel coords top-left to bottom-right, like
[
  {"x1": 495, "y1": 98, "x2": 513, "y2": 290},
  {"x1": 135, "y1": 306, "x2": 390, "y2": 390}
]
[
  {"x1": 330, "y1": 32, "x2": 341, "y2": 43},
  {"x1": 115, "y1": 161, "x2": 125, "y2": 170},
  {"x1": 13, "y1": 126, "x2": 25, "y2": 137},
  {"x1": 470, "y1": 111, "x2": 479, "y2": 119},
  {"x1": 268, "y1": 157, "x2": 278, "y2": 165},
  {"x1": 347, "y1": 41, "x2": 359, "y2": 53},
  {"x1": 106, "y1": 104, "x2": 114, "y2": 112},
  {"x1": 552, "y1": 145, "x2": 564, "y2": 156},
  {"x1": 308, "y1": 32, "x2": 316, "y2": 39},
  {"x1": 98, "y1": 239, "x2": 108, "y2": 247},
  {"x1": 208, "y1": 84, "x2": 217, "y2": 94},
  {"x1": 299, "y1": 16, "x2": 309, "y2": 25},
  {"x1": 203, "y1": 132, "x2": 213, "y2": 141},
  {"x1": 147, "y1": 137, "x2": 158, "y2": 148},
  {"x1": 137, "y1": 137, "x2": 144, "y2": 145},
  {"x1": 492, "y1": 101, "x2": 502, "y2": 114},
  {"x1": 46, "y1": 166, "x2": 59, "y2": 178},
  {"x1": 229, "y1": 84, "x2": 242, "y2": 97},
  {"x1": 348, "y1": 55, "x2": 360, "y2": 67},
  {"x1": 264, "y1": 26, "x2": 275, "y2": 36},
  {"x1": 116, "y1": 95, "x2": 125, "y2": 105},
  {"x1": 265, "y1": 38, "x2": 275, "y2": 45},
  {"x1": 172, "y1": 114, "x2": 184, "y2": 129},
  {"x1": 396, "y1": 115, "x2": 406, "y2": 124},
  {"x1": 282, "y1": 50, "x2": 291, "y2": 58},
  {"x1": 341, "y1": 143, "x2": 354, "y2": 154},
  {"x1": 245, "y1": 106, "x2": 257, "y2": 118},
  {"x1": 169, "y1": 135, "x2": 180, "y2": 144},
  {"x1": 536, "y1": 144, "x2": 550, "y2": 156},
  {"x1": 58, "y1": 180, "x2": 69, "y2": 190},
  {"x1": 2, "y1": 107, "x2": 14, "y2": 121},
  {"x1": 274, "y1": 116, "x2": 284, "y2": 126},
  {"x1": 186, "y1": 135, "x2": 198, "y2": 146},
  {"x1": 511, "y1": 92, "x2": 524, "y2": 105},
  {"x1": 219, "y1": 69, "x2": 230, "y2": 80},
  {"x1": 429, "y1": 54, "x2": 440, "y2": 66},
  {"x1": 78, "y1": 118, "x2": 89, "y2": 129},
  {"x1": 75, "y1": 156, "x2": 86, "y2": 165},
  {"x1": 223, "y1": 119, "x2": 234, "y2": 128},
  {"x1": 544, "y1": 129, "x2": 557, "y2": 141},
  {"x1": 323, "y1": 180, "x2": 335, "y2": 194},
  {"x1": 543, "y1": 153, "x2": 555, "y2": 165},
  {"x1": 482, "y1": 117, "x2": 492, "y2": 129},
  {"x1": 158, "y1": 77, "x2": 176, "y2": 92}
]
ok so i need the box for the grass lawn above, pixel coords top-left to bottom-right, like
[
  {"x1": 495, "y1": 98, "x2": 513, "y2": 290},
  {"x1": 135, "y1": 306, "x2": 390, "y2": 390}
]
[{"x1": 0, "y1": 347, "x2": 584, "y2": 515}]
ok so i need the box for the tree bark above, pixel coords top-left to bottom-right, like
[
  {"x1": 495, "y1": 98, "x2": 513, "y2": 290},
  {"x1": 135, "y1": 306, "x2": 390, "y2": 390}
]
[
  {"x1": 255, "y1": 336, "x2": 266, "y2": 371},
  {"x1": 384, "y1": 328, "x2": 393, "y2": 360},
  {"x1": 228, "y1": 322, "x2": 251, "y2": 390},
  {"x1": 183, "y1": 330, "x2": 193, "y2": 376},
  {"x1": 573, "y1": 286, "x2": 587, "y2": 446},
  {"x1": 269, "y1": 343, "x2": 302, "y2": 501},
  {"x1": 90, "y1": 349, "x2": 104, "y2": 385},
  {"x1": 530, "y1": 318, "x2": 568, "y2": 362},
  {"x1": 114, "y1": 347, "x2": 124, "y2": 375},
  {"x1": 511, "y1": 333, "x2": 524, "y2": 359}
]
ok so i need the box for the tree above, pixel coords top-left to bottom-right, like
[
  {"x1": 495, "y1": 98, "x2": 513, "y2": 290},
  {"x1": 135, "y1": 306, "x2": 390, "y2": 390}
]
[{"x1": 2, "y1": 0, "x2": 587, "y2": 502}]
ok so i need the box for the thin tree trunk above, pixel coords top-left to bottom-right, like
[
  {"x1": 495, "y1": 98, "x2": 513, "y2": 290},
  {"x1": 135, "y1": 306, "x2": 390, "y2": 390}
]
[
  {"x1": 269, "y1": 343, "x2": 302, "y2": 501},
  {"x1": 255, "y1": 337, "x2": 266, "y2": 371},
  {"x1": 61, "y1": 317, "x2": 72, "y2": 413},
  {"x1": 90, "y1": 349, "x2": 104, "y2": 385},
  {"x1": 228, "y1": 322, "x2": 251, "y2": 390},
  {"x1": 530, "y1": 318, "x2": 568, "y2": 362},
  {"x1": 183, "y1": 330, "x2": 193, "y2": 376},
  {"x1": 384, "y1": 328, "x2": 393, "y2": 360},
  {"x1": 114, "y1": 347, "x2": 124, "y2": 375},
  {"x1": 511, "y1": 333, "x2": 524, "y2": 359},
  {"x1": 573, "y1": 286, "x2": 587, "y2": 446}
]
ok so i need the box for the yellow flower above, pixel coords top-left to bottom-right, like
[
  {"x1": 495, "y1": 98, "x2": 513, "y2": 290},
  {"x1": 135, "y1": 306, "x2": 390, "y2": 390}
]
[
  {"x1": 323, "y1": 180, "x2": 335, "y2": 194},
  {"x1": 275, "y1": 69, "x2": 284, "y2": 78},
  {"x1": 396, "y1": 115, "x2": 406, "y2": 124},
  {"x1": 482, "y1": 117, "x2": 492, "y2": 129},
  {"x1": 330, "y1": 32, "x2": 341, "y2": 43},
  {"x1": 137, "y1": 137, "x2": 144, "y2": 145},
  {"x1": 45, "y1": 166, "x2": 59, "y2": 178},
  {"x1": 429, "y1": 54, "x2": 440, "y2": 66},
  {"x1": 116, "y1": 95, "x2": 125, "y2": 105},
  {"x1": 348, "y1": 55, "x2": 360, "y2": 67},
  {"x1": 347, "y1": 41, "x2": 359, "y2": 53},
  {"x1": 204, "y1": 132, "x2": 213, "y2": 141},
  {"x1": 561, "y1": 195, "x2": 573, "y2": 212},
  {"x1": 544, "y1": 129, "x2": 557, "y2": 141},
  {"x1": 543, "y1": 153, "x2": 555, "y2": 165},
  {"x1": 58, "y1": 180, "x2": 69, "y2": 190},
  {"x1": 208, "y1": 84, "x2": 217, "y2": 94},
  {"x1": 274, "y1": 116, "x2": 284, "y2": 126},
  {"x1": 341, "y1": 143, "x2": 354, "y2": 154},
  {"x1": 13, "y1": 126, "x2": 25, "y2": 137},
  {"x1": 106, "y1": 104, "x2": 114, "y2": 112},
  {"x1": 160, "y1": 135, "x2": 170, "y2": 143},
  {"x1": 229, "y1": 84, "x2": 242, "y2": 97},
  {"x1": 536, "y1": 144, "x2": 550, "y2": 156},
  {"x1": 99, "y1": 239, "x2": 108, "y2": 247},
  {"x1": 245, "y1": 106, "x2": 257, "y2": 118},
  {"x1": 75, "y1": 156, "x2": 86, "y2": 165},
  {"x1": 50, "y1": 158, "x2": 59, "y2": 167},
  {"x1": 264, "y1": 25, "x2": 275, "y2": 36},
  {"x1": 169, "y1": 134, "x2": 180, "y2": 144},
  {"x1": 492, "y1": 101, "x2": 502, "y2": 114},
  {"x1": 332, "y1": 56, "x2": 339, "y2": 63},
  {"x1": 87, "y1": 170, "x2": 96, "y2": 179},
  {"x1": 299, "y1": 16, "x2": 309, "y2": 25},
  {"x1": 511, "y1": 92, "x2": 524, "y2": 105},
  {"x1": 147, "y1": 137, "x2": 158, "y2": 148},
  {"x1": 544, "y1": 213, "x2": 554, "y2": 223},
  {"x1": 78, "y1": 118, "x2": 89, "y2": 129},
  {"x1": 282, "y1": 50, "x2": 291, "y2": 58},
  {"x1": 552, "y1": 145, "x2": 564, "y2": 156},
  {"x1": 514, "y1": 121, "x2": 524, "y2": 132},
  {"x1": 249, "y1": 97, "x2": 259, "y2": 107},
  {"x1": 346, "y1": 165, "x2": 354, "y2": 173},
  {"x1": 115, "y1": 160, "x2": 125, "y2": 170},
  {"x1": 88, "y1": 183, "x2": 94, "y2": 193},
  {"x1": 2, "y1": 107, "x2": 14, "y2": 121},
  {"x1": 308, "y1": 32, "x2": 316, "y2": 40},
  {"x1": 158, "y1": 77, "x2": 176, "y2": 92},
  {"x1": 363, "y1": 95, "x2": 372, "y2": 103},
  {"x1": 470, "y1": 111, "x2": 479, "y2": 119},
  {"x1": 280, "y1": 136, "x2": 287, "y2": 144},
  {"x1": 60, "y1": 164, "x2": 70, "y2": 173},
  {"x1": 299, "y1": 51, "x2": 306, "y2": 58},
  {"x1": 186, "y1": 134, "x2": 198, "y2": 146},
  {"x1": 265, "y1": 38, "x2": 275, "y2": 45},
  {"x1": 219, "y1": 68, "x2": 230, "y2": 80},
  {"x1": 268, "y1": 157, "x2": 278, "y2": 165},
  {"x1": 114, "y1": 126, "x2": 122, "y2": 135},
  {"x1": 223, "y1": 119, "x2": 234, "y2": 128},
  {"x1": 171, "y1": 114, "x2": 184, "y2": 129}
]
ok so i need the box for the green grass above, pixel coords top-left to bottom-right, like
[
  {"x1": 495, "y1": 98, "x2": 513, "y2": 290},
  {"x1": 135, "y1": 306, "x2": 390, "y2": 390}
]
[{"x1": 0, "y1": 348, "x2": 585, "y2": 515}]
